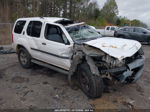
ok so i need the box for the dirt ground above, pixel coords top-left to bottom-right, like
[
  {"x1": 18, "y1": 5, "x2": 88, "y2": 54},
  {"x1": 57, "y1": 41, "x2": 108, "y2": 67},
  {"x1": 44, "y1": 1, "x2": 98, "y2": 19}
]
[{"x1": 0, "y1": 45, "x2": 150, "y2": 110}]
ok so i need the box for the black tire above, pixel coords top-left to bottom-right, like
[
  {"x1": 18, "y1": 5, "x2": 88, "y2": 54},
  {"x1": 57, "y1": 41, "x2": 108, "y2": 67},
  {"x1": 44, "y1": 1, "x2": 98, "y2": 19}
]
[
  {"x1": 18, "y1": 48, "x2": 32, "y2": 69},
  {"x1": 77, "y1": 63, "x2": 104, "y2": 98}
]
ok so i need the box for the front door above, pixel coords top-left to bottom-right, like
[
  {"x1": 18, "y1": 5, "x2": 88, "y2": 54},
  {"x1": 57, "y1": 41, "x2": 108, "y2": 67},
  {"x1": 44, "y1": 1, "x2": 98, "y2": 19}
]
[{"x1": 38, "y1": 23, "x2": 73, "y2": 70}]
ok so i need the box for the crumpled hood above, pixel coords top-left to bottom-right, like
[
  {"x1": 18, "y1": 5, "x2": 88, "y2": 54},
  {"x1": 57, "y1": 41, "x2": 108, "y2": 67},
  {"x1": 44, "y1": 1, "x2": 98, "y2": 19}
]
[{"x1": 84, "y1": 37, "x2": 141, "y2": 60}]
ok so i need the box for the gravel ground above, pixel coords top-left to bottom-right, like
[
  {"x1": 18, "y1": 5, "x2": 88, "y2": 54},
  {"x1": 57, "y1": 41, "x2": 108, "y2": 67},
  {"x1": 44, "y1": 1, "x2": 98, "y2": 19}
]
[{"x1": 0, "y1": 45, "x2": 150, "y2": 110}]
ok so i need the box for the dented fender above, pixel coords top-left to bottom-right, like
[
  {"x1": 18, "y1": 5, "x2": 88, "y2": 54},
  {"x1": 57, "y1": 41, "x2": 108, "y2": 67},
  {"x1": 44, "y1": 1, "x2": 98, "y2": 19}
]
[
  {"x1": 69, "y1": 51, "x2": 100, "y2": 77},
  {"x1": 85, "y1": 56, "x2": 99, "y2": 76}
]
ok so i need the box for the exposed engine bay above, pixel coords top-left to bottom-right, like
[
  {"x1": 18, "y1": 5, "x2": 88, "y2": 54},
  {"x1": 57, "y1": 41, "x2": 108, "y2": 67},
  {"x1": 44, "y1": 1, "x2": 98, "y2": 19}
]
[{"x1": 69, "y1": 42, "x2": 145, "y2": 83}]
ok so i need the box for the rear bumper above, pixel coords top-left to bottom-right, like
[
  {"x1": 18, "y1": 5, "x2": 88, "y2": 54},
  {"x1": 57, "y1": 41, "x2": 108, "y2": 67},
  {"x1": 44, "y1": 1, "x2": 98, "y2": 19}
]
[{"x1": 101, "y1": 56, "x2": 145, "y2": 83}]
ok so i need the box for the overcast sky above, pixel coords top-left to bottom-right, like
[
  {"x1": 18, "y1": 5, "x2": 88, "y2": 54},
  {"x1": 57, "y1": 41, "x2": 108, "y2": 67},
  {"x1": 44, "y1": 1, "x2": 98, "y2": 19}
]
[{"x1": 94, "y1": 0, "x2": 150, "y2": 27}]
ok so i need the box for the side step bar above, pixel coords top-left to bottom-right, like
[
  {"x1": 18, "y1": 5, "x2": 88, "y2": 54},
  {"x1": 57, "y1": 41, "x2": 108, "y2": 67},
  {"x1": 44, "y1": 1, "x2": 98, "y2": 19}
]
[{"x1": 31, "y1": 59, "x2": 69, "y2": 75}]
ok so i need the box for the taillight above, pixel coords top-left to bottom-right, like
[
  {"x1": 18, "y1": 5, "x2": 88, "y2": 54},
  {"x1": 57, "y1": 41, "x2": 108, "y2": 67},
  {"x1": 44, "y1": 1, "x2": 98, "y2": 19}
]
[{"x1": 12, "y1": 33, "x2": 14, "y2": 43}]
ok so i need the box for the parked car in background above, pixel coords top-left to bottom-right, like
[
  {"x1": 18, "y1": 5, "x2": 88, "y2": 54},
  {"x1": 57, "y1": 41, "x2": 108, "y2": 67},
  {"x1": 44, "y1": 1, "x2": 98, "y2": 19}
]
[
  {"x1": 97, "y1": 26, "x2": 118, "y2": 37},
  {"x1": 114, "y1": 26, "x2": 150, "y2": 44}
]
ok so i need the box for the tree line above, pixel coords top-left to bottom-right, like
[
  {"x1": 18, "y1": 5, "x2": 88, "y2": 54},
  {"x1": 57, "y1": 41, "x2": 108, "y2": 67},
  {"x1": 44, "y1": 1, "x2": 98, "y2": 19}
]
[{"x1": 0, "y1": 0, "x2": 147, "y2": 28}]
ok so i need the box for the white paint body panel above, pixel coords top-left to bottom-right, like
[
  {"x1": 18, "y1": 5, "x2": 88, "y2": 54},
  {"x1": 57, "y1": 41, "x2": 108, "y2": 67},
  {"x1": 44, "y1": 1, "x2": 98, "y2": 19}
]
[
  {"x1": 12, "y1": 17, "x2": 73, "y2": 70},
  {"x1": 84, "y1": 37, "x2": 141, "y2": 60},
  {"x1": 39, "y1": 23, "x2": 72, "y2": 70}
]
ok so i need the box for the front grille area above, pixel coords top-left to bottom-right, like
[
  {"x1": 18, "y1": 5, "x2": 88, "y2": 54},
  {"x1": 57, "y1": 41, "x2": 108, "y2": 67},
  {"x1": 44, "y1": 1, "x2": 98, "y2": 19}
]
[{"x1": 92, "y1": 48, "x2": 144, "y2": 74}]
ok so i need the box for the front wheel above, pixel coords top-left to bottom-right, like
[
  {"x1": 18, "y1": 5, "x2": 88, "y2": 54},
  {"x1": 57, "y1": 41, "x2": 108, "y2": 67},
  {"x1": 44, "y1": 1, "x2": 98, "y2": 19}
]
[{"x1": 77, "y1": 63, "x2": 104, "y2": 98}]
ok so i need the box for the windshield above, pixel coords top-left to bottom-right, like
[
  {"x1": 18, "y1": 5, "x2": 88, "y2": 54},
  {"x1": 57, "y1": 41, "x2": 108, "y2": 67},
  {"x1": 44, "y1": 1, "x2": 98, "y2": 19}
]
[
  {"x1": 66, "y1": 25, "x2": 102, "y2": 41},
  {"x1": 141, "y1": 27, "x2": 150, "y2": 32}
]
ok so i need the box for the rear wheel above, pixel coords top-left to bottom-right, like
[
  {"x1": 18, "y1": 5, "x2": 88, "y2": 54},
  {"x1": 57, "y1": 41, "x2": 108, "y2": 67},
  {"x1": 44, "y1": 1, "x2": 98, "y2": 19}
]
[
  {"x1": 77, "y1": 63, "x2": 104, "y2": 98},
  {"x1": 18, "y1": 48, "x2": 32, "y2": 69}
]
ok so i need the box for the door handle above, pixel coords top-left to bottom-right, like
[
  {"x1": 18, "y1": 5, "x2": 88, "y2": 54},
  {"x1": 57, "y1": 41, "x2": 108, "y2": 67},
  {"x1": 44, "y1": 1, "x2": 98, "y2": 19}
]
[{"x1": 42, "y1": 43, "x2": 46, "y2": 45}]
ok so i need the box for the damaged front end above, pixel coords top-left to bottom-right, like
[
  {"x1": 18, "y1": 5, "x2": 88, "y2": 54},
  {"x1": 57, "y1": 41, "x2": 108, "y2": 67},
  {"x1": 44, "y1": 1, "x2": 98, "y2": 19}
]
[
  {"x1": 69, "y1": 43, "x2": 145, "y2": 83},
  {"x1": 93, "y1": 48, "x2": 145, "y2": 83}
]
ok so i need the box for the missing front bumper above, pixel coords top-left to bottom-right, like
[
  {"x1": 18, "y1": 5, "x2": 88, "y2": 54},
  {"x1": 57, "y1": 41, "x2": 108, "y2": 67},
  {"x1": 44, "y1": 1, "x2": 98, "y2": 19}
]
[{"x1": 101, "y1": 56, "x2": 145, "y2": 83}]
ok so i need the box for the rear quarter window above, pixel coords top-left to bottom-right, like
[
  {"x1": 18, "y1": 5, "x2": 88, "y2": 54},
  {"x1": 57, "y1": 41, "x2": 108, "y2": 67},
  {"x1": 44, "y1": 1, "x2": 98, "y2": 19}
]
[{"x1": 14, "y1": 21, "x2": 26, "y2": 34}]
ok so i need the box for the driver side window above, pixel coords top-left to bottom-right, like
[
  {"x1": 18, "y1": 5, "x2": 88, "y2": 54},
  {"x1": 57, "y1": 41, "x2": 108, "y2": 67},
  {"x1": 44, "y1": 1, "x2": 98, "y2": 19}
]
[{"x1": 45, "y1": 24, "x2": 69, "y2": 44}]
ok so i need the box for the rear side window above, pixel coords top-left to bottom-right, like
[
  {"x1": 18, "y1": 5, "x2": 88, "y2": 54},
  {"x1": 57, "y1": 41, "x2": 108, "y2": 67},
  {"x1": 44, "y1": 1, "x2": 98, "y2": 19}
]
[
  {"x1": 14, "y1": 21, "x2": 26, "y2": 34},
  {"x1": 27, "y1": 21, "x2": 42, "y2": 38}
]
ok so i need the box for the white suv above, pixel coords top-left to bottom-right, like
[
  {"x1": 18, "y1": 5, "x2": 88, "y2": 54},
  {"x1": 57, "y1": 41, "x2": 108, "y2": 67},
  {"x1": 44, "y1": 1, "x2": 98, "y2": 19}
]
[{"x1": 12, "y1": 17, "x2": 145, "y2": 98}]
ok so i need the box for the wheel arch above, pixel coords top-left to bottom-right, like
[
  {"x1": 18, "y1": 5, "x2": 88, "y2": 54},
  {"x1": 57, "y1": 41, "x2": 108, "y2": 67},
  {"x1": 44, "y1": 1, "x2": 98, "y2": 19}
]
[
  {"x1": 68, "y1": 54, "x2": 100, "y2": 84},
  {"x1": 16, "y1": 44, "x2": 28, "y2": 54}
]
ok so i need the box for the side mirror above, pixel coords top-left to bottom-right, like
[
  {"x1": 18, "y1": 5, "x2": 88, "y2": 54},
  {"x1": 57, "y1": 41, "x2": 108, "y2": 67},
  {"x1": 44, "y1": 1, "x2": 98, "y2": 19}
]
[{"x1": 143, "y1": 31, "x2": 147, "y2": 34}]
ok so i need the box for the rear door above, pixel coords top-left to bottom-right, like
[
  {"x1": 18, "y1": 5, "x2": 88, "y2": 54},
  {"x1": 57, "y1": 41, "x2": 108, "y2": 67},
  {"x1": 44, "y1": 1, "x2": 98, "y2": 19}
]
[
  {"x1": 37, "y1": 23, "x2": 72, "y2": 70},
  {"x1": 25, "y1": 21, "x2": 43, "y2": 59}
]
